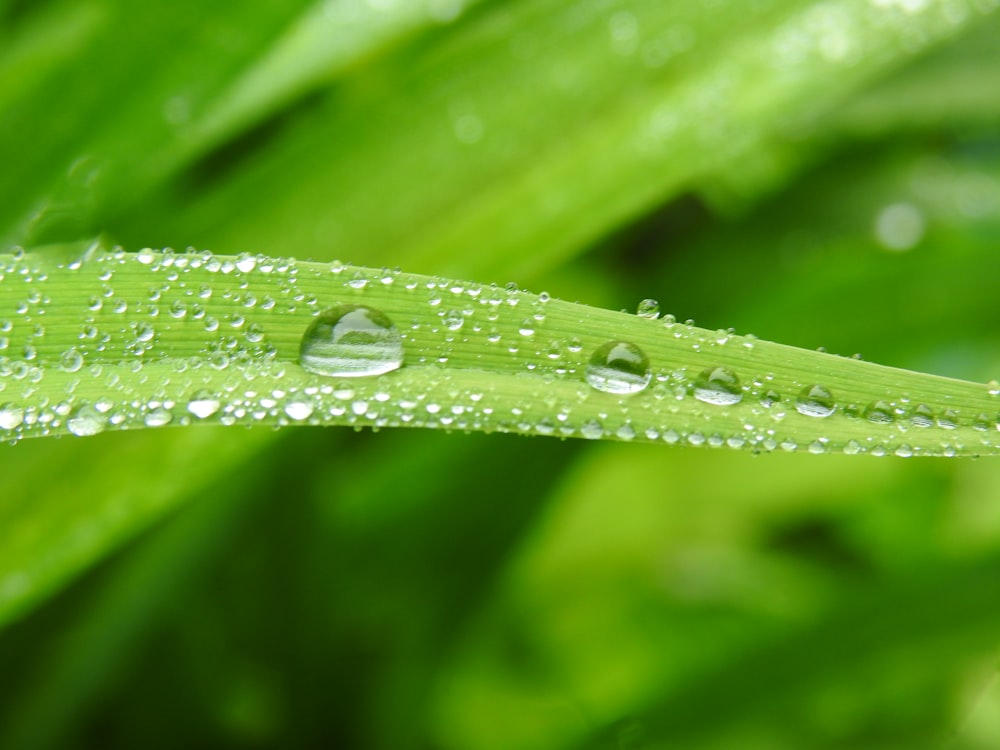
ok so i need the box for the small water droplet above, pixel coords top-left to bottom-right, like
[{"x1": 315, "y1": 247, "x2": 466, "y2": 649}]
[
  {"x1": 760, "y1": 389, "x2": 781, "y2": 408},
  {"x1": 67, "y1": 404, "x2": 105, "y2": 436},
  {"x1": 442, "y1": 310, "x2": 464, "y2": 331},
  {"x1": 59, "y1": 348, "x2": 84, "y2": 373},
  {"x1": 692, "y1": 367, "x2": 743, "y2": 406},
  {"x1": 299, "y1": 304, "x2": 403, "y2": 378},
  {"x1": 187, "y1": 390, "x2": 221, "y2": 419},
  {"x1": 284, "y1": 399, "x2": 314, "y2": 421},
  {"x1": 795, "y1": 384, "x2": 835, "y2": 418},
  {"x1": 584, "y1": 341, "x2": 651, "y2": 395},
  {"x1": 937, "y1": 409, "x2": 959, "y2": 430},
  {"x1": 144, "y1": 407, "x2": 173, "y2": 427},
  {"x1": 0, "y1": 403, "x2": 24, "y2": 430},
  {"x1": 636, "y1": 298, "x2": 660, "y2": 319},
  {"x1": 580, "y1": 419, "x2": 605, "y2": 439},
  {"x1": 864, "y1": 400, "x2": 895, "y2": 424},
  {"x1": 910, "y1": 403, "x2": 935, "y2": 427}
]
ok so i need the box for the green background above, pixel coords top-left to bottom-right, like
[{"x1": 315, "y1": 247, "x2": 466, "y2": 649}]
[{"x1": 2, "y1": 0, "x2": 1000, "y2": 747}]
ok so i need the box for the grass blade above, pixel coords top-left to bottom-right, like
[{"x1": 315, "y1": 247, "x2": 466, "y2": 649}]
[{"x1": 1, "y1": 247, "x2": 998, "y2": 457}]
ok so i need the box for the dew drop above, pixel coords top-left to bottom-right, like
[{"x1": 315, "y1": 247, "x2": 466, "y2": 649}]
[
  {"x1": 144, "y1": 407, "x2": 173, "y2": 428},
  {"x1": 795, "y1": 384, "x2": 835, "y2": 418},
  {"x1": 187, "y1": 390, "x2": 221, "y2": 419},
  {"x1": 299, "y1": 304, "x2": 403, "y2": 378},
  {"x1": 910, "y1": 404, "x2": 935, "y2": 427},
  {"x1": 584, "y1": 341, "x2": 651, "y2": 395},
  {"x1": 760, "y1": 389, "x2": 781, "y2": 408},
  {"x1": 442, "y1": 310, "x2": 464, "y2": 331},
  {"x1": 580, "y1": 419, "x2": 605, "y2": 439},
  {"x1": 937, "y1": 409, "x2": 959, "y2": 430},
  {"x1": 284, "y1": 399, "x2": 314, "y2": 421},
  {"x1": 59, "y1": 348, "x2": 84, "y2": 373},
  {"x1": 693, "y1": 367, "x2": 743, "y2": 406},
  {"x1": 636, "y1": 298, "x2": 660, "y2": 319},
  {"x1": 67, "y1": 404, "x2": 105, "y2": 436},
  {"x1": 0, "y1": 403, "x2": 24, "y2": 430},
  {"x1": 864, "y1": 400, "x2": 895, "y2": 424}
]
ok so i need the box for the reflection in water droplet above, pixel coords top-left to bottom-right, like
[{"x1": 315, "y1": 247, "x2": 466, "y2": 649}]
[
  {"x1": 299, "y1": 304, "x2": 403, "y2": 377},
  {"x1": 693, "y1": 367, "x2": 743, "y2": 406},
  {"x1": 795, "y1": 384, "x2": 835, "y2": 418},
  {"x1": 584, "y1": 341, "x2": 651, "y2": 395}
]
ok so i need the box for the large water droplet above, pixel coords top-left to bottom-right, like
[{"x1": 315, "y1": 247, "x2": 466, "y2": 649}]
[
  {"x1": 693, "y1": 367, "x2": 743, "y2": 406},
  {"x1": 795, "y1": 384, "x2": 835, "y2": 418},
  {"x1": 584, "y1": 341, "x2": 651, "y2": 395},
  {"x1": 299, "y1": 304, "x2": 403, "y2": 378}
]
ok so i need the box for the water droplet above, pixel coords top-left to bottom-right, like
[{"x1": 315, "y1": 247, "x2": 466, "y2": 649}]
[
  {"x1": 910, "y1": 403, "x2": 934, "y2": 427},
  {"x1": 187, "y1": 390, "x2": 220, "y2": 419},
  {"x1": 144, "y1": 407, "x2": 173, "y2": 427},
  {"x1": 864, "y1": 400, "x2": 895, "y2": 424},
  {"x1": 584, "y1": 341, "x2": 651, "y2": 395},
  {"x1": 442, "y1": 310, "x2": 464, "y2": 331},
  {"x1": 636, "y1": 298, "x2": 660, "y2": 319},
  {"x1": 692, "y1": 367, "x2": 743, "y2": 406},
  {"x1": 760, "y1": 389, "x2": 781, "y2": 408},
  {"x1": 299, "y1": 304, "x2": 403, "y2": 378},
  {"x1": 795, "y1": 384, "x2": 835, "y2": 418},
  {"x1": 284, "y1": 399, "x2": 314, "y2": 421},
  {"x1": 937, "y1": 409, "x2": 959, "y2": 430},
  {"x1": 67, "y1": 404, "x2": 105, "y2": 436},
  {"x1": 59, "y1": 348, "x2": 84, "y2": 373},
  {"x1": 580, "y1": 419, "x2": 605, "y2": 439},
  {"x1": 0, "y1": 403, "x2": 24, "y2": 430}
]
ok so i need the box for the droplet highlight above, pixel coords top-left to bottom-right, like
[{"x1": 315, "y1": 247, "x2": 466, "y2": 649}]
[{"x1": 299, "y1": 304, "x2": 403, "y2": 378}]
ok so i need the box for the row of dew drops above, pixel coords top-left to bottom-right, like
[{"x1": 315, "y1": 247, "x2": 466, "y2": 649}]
[
  {"x1": 292, "y1": 295, "x2": 1000, "y2": 455},
  {"x1": 1, "y1": 248, "x2": 997, "y2": 450}
]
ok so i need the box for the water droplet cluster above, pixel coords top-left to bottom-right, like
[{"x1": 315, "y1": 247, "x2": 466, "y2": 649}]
[{"x1": 0, "y1": 247, "x2": 998, "y2": 457}]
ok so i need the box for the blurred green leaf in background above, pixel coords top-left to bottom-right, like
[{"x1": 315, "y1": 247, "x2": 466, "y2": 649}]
[{"x1": 2, "y1": 0, "x2": 1000, "y2": 748}]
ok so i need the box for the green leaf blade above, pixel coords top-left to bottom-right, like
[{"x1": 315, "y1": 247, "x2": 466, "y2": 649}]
[{"x1": 1, "y1": 248, "x2": 997, "y2": 457}]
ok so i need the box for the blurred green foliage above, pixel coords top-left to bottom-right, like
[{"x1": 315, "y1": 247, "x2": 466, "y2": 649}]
[{"x1": 2, "y1": 0, "x2": 1000, "y2": 748}]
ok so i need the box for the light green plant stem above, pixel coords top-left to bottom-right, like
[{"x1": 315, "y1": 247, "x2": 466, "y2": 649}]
[{"x1": 0, "y1": 247, "x2": 997, "y2": 456}]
